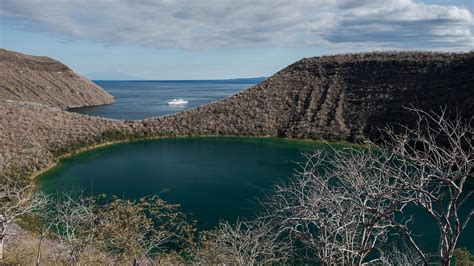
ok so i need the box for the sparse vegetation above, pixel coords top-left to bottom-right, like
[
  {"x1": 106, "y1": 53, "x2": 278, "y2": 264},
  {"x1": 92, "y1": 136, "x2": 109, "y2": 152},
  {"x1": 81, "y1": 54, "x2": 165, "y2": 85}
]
[
  {"x1": 196, "y1": 219, "x2": 291, "y2": 264},
  {"x1": 0, "y1": 48, "x2": 114, "y2": 109},
  {"x1": 0, "y1": 175, "x2": 47, "y2": 260},
  {"x1": 0, "y1": 49, "x2": 472, "y2": 264},
  {"x1": 454, "y1": 248, "x2": 474, "y2": 265},
  {"x1": 1, "y1": 107, "x2": 472, "y2": 265},
  {"x1": 2, "y1": 51, "x2": 472, "y2": 181},
  {"x1": 92, "y1": 195, "x2": 195, "y2": 264}
]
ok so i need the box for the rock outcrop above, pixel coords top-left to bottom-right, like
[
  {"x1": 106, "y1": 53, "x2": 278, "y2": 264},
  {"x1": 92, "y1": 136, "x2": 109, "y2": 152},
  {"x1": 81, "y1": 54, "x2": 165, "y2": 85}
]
[
  {"x1": 144, "y1": 52, "x2": 473, "y2": 141},
  {"x1": 0, "y1": 49, "x2": 114, "y2": 109}
]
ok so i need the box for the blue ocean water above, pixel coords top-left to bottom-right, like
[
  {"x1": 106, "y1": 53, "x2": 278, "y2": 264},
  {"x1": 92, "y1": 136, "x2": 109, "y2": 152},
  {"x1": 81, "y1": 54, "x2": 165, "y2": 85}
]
[{"x1": 69, "y1": 78, "x2": 263, "y2": 120}]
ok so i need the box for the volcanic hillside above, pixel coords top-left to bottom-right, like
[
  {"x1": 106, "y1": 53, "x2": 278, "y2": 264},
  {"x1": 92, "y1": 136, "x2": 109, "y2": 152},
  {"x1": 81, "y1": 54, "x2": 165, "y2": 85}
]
[
  {"x1": 0, "y1": 49, "x2": 114, "y2": 109},
  {"x1": 1, "y1": 50, "x2": 473, "y2": 179},
  {"x1": 145, "y1": 52, "x2": 474, "y2": 141}
]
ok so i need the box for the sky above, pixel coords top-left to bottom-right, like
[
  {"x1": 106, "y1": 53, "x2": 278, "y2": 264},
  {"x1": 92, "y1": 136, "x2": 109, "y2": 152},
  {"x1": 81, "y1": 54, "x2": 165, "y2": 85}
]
[{"x1": 0, "y1": 0, "x2": 473, "y2": 80}]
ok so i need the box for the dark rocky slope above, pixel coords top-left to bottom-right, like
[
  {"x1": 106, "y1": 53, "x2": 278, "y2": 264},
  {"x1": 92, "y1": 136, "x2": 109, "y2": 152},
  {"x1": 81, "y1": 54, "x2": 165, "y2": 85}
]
[
  {"x1": 0, "y1": 49, "x2": 114, "y2": 109},
  {"x1": 145, "y1": 52, "x2": 473, "y2": 141}
]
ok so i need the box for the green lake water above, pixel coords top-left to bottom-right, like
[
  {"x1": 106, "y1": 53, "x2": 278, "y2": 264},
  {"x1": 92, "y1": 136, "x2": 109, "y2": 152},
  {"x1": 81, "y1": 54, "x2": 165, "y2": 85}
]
[
  {"x1": 38, "y1": 137, "x2": 324, "y2": 228},
  {"x1": 37, "y1": 137, "x2": 473, "y2": 252}
]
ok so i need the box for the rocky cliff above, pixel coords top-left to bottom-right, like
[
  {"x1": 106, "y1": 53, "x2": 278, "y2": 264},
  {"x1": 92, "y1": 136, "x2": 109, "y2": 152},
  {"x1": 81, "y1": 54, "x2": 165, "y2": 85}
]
[
  {"x1": 144, "y1": 52, "x2": 473, "y2": 142},
  {"x1": 0, "y1": 49, "x2": 114, "y2": 109}
]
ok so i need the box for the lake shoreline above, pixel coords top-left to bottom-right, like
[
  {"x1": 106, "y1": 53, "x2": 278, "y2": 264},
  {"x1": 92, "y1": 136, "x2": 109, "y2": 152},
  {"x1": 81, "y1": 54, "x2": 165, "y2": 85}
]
[
  {"x1": 34, "y1": 135, "x2": 474, "y2": 251},
  {"x1": 37, "y1": 135, "x2": 359, "y2": 231},
  {"x1": 29, "y1": 135, "x2": 363, "y2": 181}
]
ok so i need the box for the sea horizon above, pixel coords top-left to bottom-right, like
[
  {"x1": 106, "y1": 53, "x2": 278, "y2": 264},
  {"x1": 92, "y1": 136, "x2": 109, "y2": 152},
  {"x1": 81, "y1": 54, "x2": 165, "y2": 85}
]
[
  {"x1": 90, "y1": 76, "x2": 267, "y2": 83},
  {"x1": 72, "y1": 79, "x2": 263, "y2": 120}
]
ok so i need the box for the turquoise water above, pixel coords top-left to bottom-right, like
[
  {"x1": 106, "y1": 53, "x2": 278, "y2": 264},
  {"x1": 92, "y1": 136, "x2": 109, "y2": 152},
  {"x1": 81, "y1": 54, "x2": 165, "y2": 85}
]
[
  {"x1": 37, "y1": 137, "x2": 473, "y2": 252},
  {"x1": 69, "y1": 79, "x2": 263, "y2": 120}
]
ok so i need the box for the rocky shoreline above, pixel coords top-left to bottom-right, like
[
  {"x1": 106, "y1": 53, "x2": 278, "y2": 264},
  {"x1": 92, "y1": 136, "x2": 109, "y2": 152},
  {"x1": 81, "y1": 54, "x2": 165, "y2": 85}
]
[{"x1": 0, "y1": 50, "x2": 473, "y2": 180}]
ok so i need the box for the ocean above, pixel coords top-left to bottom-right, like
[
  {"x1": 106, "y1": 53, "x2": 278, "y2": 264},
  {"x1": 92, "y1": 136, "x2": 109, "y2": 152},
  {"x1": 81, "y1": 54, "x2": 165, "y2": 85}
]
[{"x1": 69, "y1": 78, "x2": 264, "y2": 120}]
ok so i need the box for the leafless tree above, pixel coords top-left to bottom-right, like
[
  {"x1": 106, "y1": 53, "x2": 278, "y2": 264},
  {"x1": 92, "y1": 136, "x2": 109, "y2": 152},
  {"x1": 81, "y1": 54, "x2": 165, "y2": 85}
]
[
  {"x1": 268, "y1": 147, "x2": 428, "y2": 265},
  {"x1": 267, "y1": 107, "x2": 472, "y2": 265},
  {"x1": 0, "y1": 176, "x2": 47, "y2": 261},
  {"x1": 31, "y1": 198, "x2": 54, "y2": 266},
  {"x1": 50, "y1": 192, "x2": 95, "y2": 263},
  {"x1": 381, "y1": 245, "x2": 427, "y2": 265},
  {"x1": 378, "y1": 107, "x2": 473, "y2": 265},
  {"x1": 198, "y1": 218, "x2": 291, "y2": 265}
]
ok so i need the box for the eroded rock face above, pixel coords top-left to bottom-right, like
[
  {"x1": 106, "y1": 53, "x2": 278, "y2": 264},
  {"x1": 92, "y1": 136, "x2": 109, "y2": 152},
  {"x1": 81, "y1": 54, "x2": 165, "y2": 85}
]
[
  {"x1": 144, "y1": 52, "x2": 473, "y2": 142},
  {"x1": 0, "y1": 49, "x2": 114, "y2": 109}
]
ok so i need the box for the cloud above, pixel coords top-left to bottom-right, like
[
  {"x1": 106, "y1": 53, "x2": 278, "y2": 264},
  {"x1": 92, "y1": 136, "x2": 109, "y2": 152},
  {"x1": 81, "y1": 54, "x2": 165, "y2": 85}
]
[
  {"x1": 327, "y1": 0, "x2": 473, "y2": 49},
  {"x1": 1, "y1": 0, "x2": 472, "y2": 50}
]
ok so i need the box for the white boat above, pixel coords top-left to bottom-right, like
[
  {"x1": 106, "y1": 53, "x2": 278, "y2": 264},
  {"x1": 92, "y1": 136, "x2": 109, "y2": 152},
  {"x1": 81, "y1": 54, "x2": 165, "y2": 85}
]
[{"x1": 167, "y1": 98, "x2": 188, "y2": 105}]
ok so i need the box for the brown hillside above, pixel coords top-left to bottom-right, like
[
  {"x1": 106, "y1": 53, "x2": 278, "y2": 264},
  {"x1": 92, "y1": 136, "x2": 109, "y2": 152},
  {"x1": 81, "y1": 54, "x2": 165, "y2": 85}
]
[
  {"x1": 0, "y1": 49, "x2": 114, "y2": 109},
  {"x1": 1, "y1": 51, "x2": 473, "y2": 179},
  {"x1": 144, "y1": 52, "x2": 473, "y2": 141}
]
